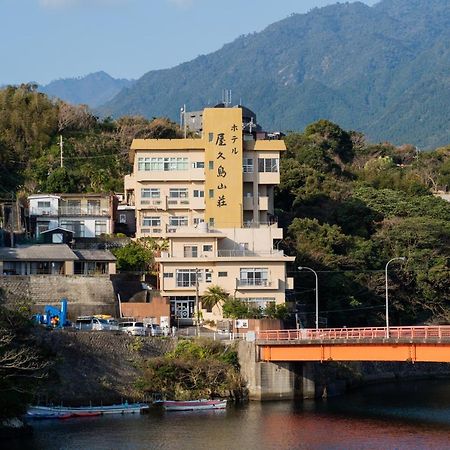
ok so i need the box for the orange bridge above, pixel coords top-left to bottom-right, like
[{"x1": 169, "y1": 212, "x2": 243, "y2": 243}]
[{"x1": 256, "y1": 326, "x2": 450, "y2": 363}]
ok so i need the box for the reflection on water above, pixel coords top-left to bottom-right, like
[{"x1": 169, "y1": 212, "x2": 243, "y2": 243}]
[{"x1": 9, "y1": 379, "x2": 450, "y2": 450}]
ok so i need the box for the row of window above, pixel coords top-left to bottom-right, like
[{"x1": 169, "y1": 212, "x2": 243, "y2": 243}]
[
  {"x1": 141, "y1": 188, "x2": 205, "y2": 199},
  {"x1": 37, "y1": 220, "x2": 107, "y2": 237},
  {"x1": 142, "y1": 216, "x2": 205, "y2": 227},
  {"x1": 163, "y1": 268, "x2": 269, "y2": 287},
  {"x1": 137, "y1": 157, "x2": 278, "y2": 173}
]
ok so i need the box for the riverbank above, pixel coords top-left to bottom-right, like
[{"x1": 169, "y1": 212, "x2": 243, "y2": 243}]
[{"x1": 29, "y1": 330, "x2": 450, "y2": 405}]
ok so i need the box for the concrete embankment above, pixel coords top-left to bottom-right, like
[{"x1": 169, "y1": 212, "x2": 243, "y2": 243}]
[{"x1": 35, "y1": 329, "x2": 174, "y2": 405}]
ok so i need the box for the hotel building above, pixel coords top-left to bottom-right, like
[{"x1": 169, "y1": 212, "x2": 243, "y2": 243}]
[{"x1": 124, "y1": 105, "x2": 294, "y2": 325}]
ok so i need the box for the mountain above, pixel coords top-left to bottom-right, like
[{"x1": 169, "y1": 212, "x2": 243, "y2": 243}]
[
  {"x1": 97, "y1": 0, "x2": 450, "y2": 149},
  {"x1": 40, "y1": 71, "x2": 134, "y2": 108}
]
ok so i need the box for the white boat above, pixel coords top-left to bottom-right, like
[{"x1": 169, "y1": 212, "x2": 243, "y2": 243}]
[
  {"x1": 159, "y1": 399, "x2": 227, "y2": 411},
  {"x1": 26, "y1": 402, "x2": 149, "y2": 419}
]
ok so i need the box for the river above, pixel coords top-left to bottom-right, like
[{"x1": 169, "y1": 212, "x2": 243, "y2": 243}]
[{"x1": 9, "y1": 379, "x2": 450, "y2": 450}]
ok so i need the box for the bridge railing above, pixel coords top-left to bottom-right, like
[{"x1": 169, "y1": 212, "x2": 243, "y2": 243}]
[{"x1": 256, "y1": 326, "x2": 450, "y2": 342}]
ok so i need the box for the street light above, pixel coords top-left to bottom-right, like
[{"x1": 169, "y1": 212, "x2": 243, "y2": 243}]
[
  {"x1": 385, "y1": 257, "x2": 406, "y2": 338},
  {"x1": 298, "y1": 266, "x2": 319, "y2": 330}
]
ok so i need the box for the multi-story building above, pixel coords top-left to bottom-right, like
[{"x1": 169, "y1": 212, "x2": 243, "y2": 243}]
[
  {"x1": 124, "y1": 105, "x2": 294, "y2": 325},
  {"x1": 28, "y1": 193, "x2": 116, "y2": 239}
]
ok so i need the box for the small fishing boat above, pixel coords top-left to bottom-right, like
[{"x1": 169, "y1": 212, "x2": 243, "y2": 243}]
[
  {"x1": 26, "y1": 402, "x2": 149, "y2": 419},
  {"x1": 159, "y1": 399, "x2": 227, "y2": 411}
]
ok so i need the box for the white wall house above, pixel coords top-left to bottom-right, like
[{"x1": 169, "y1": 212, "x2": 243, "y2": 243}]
[{"x1": 28, "y1": 194, "x2": 115, "y2": 239}]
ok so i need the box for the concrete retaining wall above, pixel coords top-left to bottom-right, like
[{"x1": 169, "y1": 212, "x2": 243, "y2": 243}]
[{"x1": 0, "y1": 275, "x2": 118, "y2": 319}]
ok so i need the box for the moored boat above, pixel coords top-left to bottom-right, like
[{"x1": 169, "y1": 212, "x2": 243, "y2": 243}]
[
  {"x1": 159, "y1": 399, "x2": 227, "y2": 411},
  {"x1": 26, "y1": 402, "x2": 149, "y2": 419}
]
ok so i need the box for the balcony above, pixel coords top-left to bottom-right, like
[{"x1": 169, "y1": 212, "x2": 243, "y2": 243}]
[
  {"x1": 236, "y1": 278, "x2": 279, "y2": 290},
  {"x1": 30, "y1": 207, "x2": 110, "y2": 217}
]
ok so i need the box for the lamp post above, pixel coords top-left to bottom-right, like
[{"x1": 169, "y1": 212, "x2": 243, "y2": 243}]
[
  {"x1": 385, "y1": 257, "x2": 406, "y2": 338},
  {"x1": 298, "y1": 266, "x2": 319, "y2": 330}
]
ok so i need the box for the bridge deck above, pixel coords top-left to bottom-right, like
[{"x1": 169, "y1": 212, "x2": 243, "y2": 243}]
[{"x1": 256, "y1": 326, "x2": 450, "y2": 363}]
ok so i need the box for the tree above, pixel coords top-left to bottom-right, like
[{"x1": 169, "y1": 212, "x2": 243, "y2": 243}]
[
  {"x1": 201, "y1": 286, "x2": 230, "y2": 313},
  {"x1": 112, "y1": 241, "x2": 154, "y2": 273},
  {"x1": 0, "y1": 305, "x2": 49, "y2": 421}
]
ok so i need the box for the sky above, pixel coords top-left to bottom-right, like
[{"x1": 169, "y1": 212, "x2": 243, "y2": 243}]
[{"x1": 0, "y1": 0, "x2": 378, "y2": 85}]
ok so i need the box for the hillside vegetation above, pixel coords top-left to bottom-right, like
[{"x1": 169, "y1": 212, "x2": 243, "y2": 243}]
[{"x1": 0, "y1": 85, "x2": 449, "y2": 327}]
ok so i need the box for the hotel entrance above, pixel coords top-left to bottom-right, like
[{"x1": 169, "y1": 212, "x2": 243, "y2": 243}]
[{"x1": 170, "y1": 296, "x2": 195, "y2": 327}]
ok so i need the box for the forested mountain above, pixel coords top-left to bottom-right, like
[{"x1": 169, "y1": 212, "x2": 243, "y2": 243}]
[
  {"x1": 98, "y1": 0, "x2": 450, "y2": 149},
  {"x1": 39, "y1": 71, "x2": 134, "y2": 108}
]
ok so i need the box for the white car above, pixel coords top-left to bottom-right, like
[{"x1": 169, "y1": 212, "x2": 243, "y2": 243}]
[
  {"x1": 146, "y1": 323, "x2": 163, "y2": 336},
  {"x1": 76, "y1": 316, "x2": 111, "y2": 331},
  {"x1": 119, "y1": 321, "x2": 146, "y2": 336}
]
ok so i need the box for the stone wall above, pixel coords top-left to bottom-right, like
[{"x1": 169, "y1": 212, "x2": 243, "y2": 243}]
[
  {"x1": 35, "y1": 329, "x2": 174, "y2": 405},
  {"x1": 0, "y1": 275, "x2": 118, "y2": 319}
]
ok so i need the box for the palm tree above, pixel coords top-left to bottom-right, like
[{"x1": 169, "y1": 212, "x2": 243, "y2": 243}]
[{"x1": 201, "y1": 285, "x2": 230, "y2": 313}]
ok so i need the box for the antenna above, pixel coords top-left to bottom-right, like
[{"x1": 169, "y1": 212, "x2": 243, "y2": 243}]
[{"x1": 222, "y1": 89, "x2": 232, "y2": 107}]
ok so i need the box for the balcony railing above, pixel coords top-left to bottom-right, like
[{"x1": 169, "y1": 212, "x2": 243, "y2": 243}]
[
  {"x1": 237, "y1": 279, "x2": 271, "y2": 287},
  {"x1": 30, "y1": 207, "x2": 110, "y2": 217}
]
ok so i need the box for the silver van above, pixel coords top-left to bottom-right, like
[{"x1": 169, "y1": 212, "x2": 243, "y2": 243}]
[
  {"x1": 118, "y1": 321, "x2": 146, "y2": 336},
  {"x1": 75, "y1": 316, "x2": 111, "y2": 331}
]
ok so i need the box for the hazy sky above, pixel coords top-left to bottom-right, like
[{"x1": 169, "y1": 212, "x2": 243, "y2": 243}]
[{"x1": 1, "y1": 0, "x2": 378, "y2": 85}]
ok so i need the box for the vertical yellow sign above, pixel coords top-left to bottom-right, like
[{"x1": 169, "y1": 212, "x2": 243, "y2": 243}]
[{"x1": 204, "y1": 108, "x2": 243, "y2": 228}]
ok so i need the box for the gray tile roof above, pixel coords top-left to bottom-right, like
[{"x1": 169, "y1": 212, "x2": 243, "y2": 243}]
[
  {"x1": 72, "y1": 249, "x2": 116, "y2": 262},
  {"x1": 0, "y1": 244, "x2": 78, "y2": 261}
]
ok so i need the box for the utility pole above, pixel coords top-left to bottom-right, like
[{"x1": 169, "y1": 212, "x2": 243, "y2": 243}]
[
  {"x1": 195, "y1": 268, "x2": 200, "y2": 336},
  {"x1": 60, "y1": 135, "x2": 63, "y2": 168}
]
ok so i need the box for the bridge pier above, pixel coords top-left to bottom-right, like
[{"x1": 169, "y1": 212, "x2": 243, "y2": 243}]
[{"x1": 238, "y1": 341, "x2": 316, "y2": 400}]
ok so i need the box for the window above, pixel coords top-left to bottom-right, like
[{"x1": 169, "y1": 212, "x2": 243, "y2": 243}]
[
  {"x1": 193, "y1": 218, "x2": 204, "y2": 225},
  {"x1": 183, "y1": 246, "x2": 198, "y2": 257},
  {"x1": 176, "y1": 269, "x2": 200, "y2": 287},
  {"x1": 87, "y1": 200, "x2": 100, "y2": 214},
  {"x1": 67, "y1": 200, "x2": 81, "y2": 214},
  {"x1": 37, "y1": 222, "x2": 49, "y2": 236},
  {"x1": 169, "y1": 216, "x2": 188, "y2": 227},
  {"x1": 205, "y1": 270, "x2": 212, "y2": 283},
  {"x1": 239, "y1": 243, "x2": 249, "y2": 250},
  {"x1": 193, "y1": 190, "x2": 204, "y2": 198},
  {"x1": 208, "y1": 132, "x2": 214, "y2": 142},
  {"x1": 138, "y1": 157, "x2": 188, "y2": 171},
  {"x1": 241, "y1": 297, "x2": 276, "y2": 307},
  {"x1": 208, "y1": 161, "x2": 214, "y2": 170},
  {"x1": 218, "y1": 271, "x2": 227, "y2": 277},
  {"x1": 243, "y1": 158, "x2": 254, "y2": 173},
  {"x1": 208, "y1": 189, "x2": 214, "y2": 199},
  {"x1": 169, "y1": 188, "x2": 188, "y2": 198},
  {"x1": 192, "y1": 161, "x2": 205, "y2": 169},
  {"x1": 203, "y1": 245, "x2": 213, "y2": 252},
  {"x1": 209, "y1": 218, "x2": 215, "y2": 227},
  {"x1": 141, "y1": 188, "x2": 160, "y2": 198},
  {"x1": 239, "y1": 268, "x2": 269, "y2": 286},
  {"x1": 258, "y1": 158, "x2": 279, "y2": 173},
  {"x1": 60, "y1": 220, "x2": 85, "y2": 237},
  {"x1": 142, "y1": 216, "x2": 161, "y2": 227},
  {"x1": 95, "y1": 220, "x2": 107, "y2": 236},
  {"x1": 163, "y1": 272, "x2": 174, "y2": 278},
  {"x1": 37, "y1": 201, "x2": 51, "y2": 208}
]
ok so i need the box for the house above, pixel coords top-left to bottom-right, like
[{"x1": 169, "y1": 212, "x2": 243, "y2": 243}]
[
  {"x1": 124, "y1": 104, "x2": 295, "y2": 325},
  {"x1": 0, "y1": 244, "x2": 116, "y2": 275},
  {"x1": 28, "y1": 193, "x2": 116, "y2": 239}
]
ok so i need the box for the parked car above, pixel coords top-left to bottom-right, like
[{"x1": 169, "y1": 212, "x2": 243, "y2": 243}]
[
  {"x1": 75, "y1": 316, "x2": 111, "y2": 331},
  {"x1": 119, "y1": 321, "x2": 146, "y2": 336},
  {"x1": 146, "y1": 323, "x2": 162, "y2": 337}
]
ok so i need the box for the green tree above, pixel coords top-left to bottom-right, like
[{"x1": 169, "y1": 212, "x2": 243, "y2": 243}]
[
  {"x1": 201, "y1": 286, "x2": 230, "y2": 313},
  {"x1": 112, "y1": 241, "x2": 154, "y2": 273}
]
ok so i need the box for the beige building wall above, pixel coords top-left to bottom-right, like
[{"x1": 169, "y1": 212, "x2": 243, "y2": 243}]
[{"x1": 124, "y1": 106, "x2": 293, "y2": 325}]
